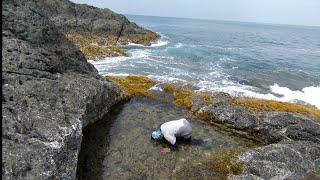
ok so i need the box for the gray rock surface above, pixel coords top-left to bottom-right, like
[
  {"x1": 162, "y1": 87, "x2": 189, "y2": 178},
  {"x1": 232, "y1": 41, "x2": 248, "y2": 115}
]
[
  {"x1": 2, "y1": 0, "x2": 123, "y2": 179},
  {"x1": 229, "y1": 141, "x2": 320, "y2": 180},
  {"x1": 33, "y1": 0, "x2": 157, "y2": 42},
  {"x1": 195, "y1": 95, "x2": 320, "y2": 144},
  {"x1": 190, "y1": 93, "x2": 320, "y2": 179},
  {"x1": 258, "y1": 112, "x2": 320, "y2": 144}
]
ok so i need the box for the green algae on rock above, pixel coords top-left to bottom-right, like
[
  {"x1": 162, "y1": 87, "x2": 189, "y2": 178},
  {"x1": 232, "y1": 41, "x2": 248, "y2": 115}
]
[
  {"x1": 233, "y1": 98, "x2": 320, "y2": 122},
  {"x1": 106, "y1": 76, "x2": 157, "y2": 99}
]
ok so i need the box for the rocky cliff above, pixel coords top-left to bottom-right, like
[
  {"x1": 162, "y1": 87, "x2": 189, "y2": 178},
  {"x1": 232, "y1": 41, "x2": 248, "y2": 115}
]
[
  {"x1": 2, "y1": 0, "x2": 123, "y2": 179},
  {"x1": 33, "y1": 0, "x2": 155, "y2": 38},
  {"x1": 32, "y1": 0, "x2": 160, "y2": 59}
]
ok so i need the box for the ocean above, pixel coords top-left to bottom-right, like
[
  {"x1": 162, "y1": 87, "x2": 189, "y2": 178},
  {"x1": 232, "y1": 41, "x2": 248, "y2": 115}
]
[{"x1": 89, "y1": 15, "x2": 320, "y2": 108}]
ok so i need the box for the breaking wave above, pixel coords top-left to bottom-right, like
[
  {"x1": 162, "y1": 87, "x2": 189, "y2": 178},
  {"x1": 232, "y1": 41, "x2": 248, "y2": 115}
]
[
  {"x1": 150, "y1": 38, "x2": 168, "y2": 47},
  {"x1": 126, "y1": 38, "x2": 168, "y2": 48},
  {"x1": 195, "y1": 81, "x2": 320, "y2": 108}
]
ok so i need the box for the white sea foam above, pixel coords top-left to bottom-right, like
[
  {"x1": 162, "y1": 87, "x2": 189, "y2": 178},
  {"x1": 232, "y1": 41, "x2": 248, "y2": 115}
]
[
  {"x1": 127, "y1": 38, "x2": 168, "y2": 47},
  {"x1": 269, "y1": 84, "x2": 320, "y2": 108},
  {"x1": 89, "y1": 49, "x2": 151, "y2": 65},
  {"x1": 175, "y1": 43, "x2": 184, "y2": 48},
  {"x1": 149, "y1": 85, "x2": 163, "y2": 92},
  {"x1": 150, "y1": 39, "x2": 168, "y2": 47},
  {"x1": 208, "y1": 71, "x2": 223, "y2": 78},
  {"x1": 127, "y1": 42, "x2": 146, "y2": 47},
  {"x1": 88, "y1": 56, "x2": 130, "y2": 65},
  {"x1": 219, "y1": 57, "x2": 235, "y2": 62},
  {"x1": 126, "y1": 37, "x2": 168, "y2": 48},
  {"x1": 148, "y1": 75, "x2": 187, "y2": 83},
  {"x1": 130, "y1": 49, "x2": 152, "y2": 58},
  {"x1": 103, "y1": 73, "x2": 130, "y2": 77},
  {"x1": 195, "y1": 80, "x2": 320, "y2": 108}
]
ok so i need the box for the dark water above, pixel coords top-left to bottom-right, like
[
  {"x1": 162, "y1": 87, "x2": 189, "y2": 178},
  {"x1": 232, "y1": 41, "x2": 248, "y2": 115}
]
[
  {"x1": 90, "y1": 15, "x2": 320, "y2": 108},
  {"x1": 77, "y1": 98, "x2": 256, "y2": 179}
]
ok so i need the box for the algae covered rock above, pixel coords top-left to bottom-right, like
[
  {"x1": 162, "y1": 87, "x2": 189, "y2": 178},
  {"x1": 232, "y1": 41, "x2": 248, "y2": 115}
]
[{"x1": 2, "y1": 0, "x2": 123, "y2": 179}]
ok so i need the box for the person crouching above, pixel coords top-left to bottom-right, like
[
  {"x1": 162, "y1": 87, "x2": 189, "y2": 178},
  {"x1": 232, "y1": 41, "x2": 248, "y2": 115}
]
[{"x1": 151, "y1": 118, "x2": 192, "y2": 153}]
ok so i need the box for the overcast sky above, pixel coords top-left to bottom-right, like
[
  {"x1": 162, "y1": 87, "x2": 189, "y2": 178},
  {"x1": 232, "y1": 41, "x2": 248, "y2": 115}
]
[{"x1": 70, "y1": 0, "x2": 320, "y2": 26}]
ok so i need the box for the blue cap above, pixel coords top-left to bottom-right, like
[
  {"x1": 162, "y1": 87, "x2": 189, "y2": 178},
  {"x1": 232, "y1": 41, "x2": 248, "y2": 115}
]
[{"x1": 151, "y1": 129, "x2": 164, "y2": 140}]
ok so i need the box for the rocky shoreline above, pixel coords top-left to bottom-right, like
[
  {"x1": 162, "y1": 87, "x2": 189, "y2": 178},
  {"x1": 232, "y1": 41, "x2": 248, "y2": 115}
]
[
  {"x1": 36, "y1": 0, "x2": 160, "y2": 60},
  {"x1": 2, "y1": 0, "x2": 319, "y2": 179},
  {"x1": 107, "y1": 76, "x2": 320, "y2": 179}
]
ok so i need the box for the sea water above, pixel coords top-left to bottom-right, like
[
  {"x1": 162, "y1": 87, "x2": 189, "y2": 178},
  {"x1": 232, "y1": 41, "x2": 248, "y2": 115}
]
[{"x1": 89, "y1": 15, "x2": 320, "y2": 108}]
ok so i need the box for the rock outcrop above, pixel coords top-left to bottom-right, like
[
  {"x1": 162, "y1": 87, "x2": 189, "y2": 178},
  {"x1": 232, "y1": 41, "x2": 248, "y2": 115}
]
[
  {"x1": 2, "y1": 0, "x2": 123, "y2": 179},
  {"x1": 190, "y1": 93, "x2": 320, "y2": 179},
  {"x1": 33, "y1": 0, "x2": 157, "y2": 42},
  {"x1": 229, "y1": 141, "x2": 320, "y2": 180},
  {"x1": 30, "y1": 0, "x2": 160, "y2": 59},
  {"x1": 194, "y1": 93, "x2": 320, "y2": 144}
]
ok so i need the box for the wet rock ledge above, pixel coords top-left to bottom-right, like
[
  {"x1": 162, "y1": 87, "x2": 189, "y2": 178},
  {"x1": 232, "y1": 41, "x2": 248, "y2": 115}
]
[
  {"x1": 2, "y1": 0, "x2": 124, "y2": 179},
  {"x1": 107, "y1": 76, "x2": 320, "y2": 179}
]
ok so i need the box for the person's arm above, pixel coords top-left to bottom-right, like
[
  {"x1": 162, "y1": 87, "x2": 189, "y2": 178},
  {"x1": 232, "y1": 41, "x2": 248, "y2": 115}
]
[
  {"x1": 161, "y1": 141, "x2": 177, "y2": 153},
  {"x1": 161, "y1": 132, "x2": 177, "y2": 153},
  {"x1": 169, "y1": 142, "x2": 178, "y2": 151}
]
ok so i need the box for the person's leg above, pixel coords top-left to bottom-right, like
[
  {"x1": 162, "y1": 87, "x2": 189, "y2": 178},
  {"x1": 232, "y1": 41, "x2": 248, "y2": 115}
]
[
  {"x1": 177, "y1": 136, "x2": 192, "y2": 144},
  {"x1": 185, "y1": 136, "x2": 192, "y2": 142}
]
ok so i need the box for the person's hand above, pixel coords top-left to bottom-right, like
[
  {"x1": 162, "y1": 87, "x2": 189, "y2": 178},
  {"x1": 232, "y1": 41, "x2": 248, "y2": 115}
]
[{"x1": 161, "y1": 147, "x2": 171, "y2": 153}]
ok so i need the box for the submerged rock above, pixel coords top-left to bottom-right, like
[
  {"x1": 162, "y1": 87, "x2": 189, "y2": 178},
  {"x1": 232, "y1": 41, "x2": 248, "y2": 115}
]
[{"x1": 2, "y1": 0, "x2": 123, "y2": 179}]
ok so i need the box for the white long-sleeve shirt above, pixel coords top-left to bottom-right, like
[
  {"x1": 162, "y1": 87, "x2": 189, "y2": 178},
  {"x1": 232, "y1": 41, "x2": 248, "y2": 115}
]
[{"x1": 160, "y1": 118, "x2": 192, "y2": 145}]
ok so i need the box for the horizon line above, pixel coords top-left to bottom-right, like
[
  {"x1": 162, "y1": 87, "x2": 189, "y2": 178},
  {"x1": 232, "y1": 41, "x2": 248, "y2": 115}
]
[{"x1": 124, "y1": 13, "x2": 320, "y2": 29}]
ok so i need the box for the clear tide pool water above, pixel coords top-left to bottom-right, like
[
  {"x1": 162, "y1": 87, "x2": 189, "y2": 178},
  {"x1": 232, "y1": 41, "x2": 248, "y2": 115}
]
[
  {"x1": 77, "y1": 98, "x2": 256, "y2": 179},
  {"x1": 89, "y1": 15, "x2": 320, "y2": 108}
]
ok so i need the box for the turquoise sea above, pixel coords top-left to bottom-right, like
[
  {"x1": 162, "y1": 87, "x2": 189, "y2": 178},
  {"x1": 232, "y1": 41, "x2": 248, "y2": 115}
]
[{"x1": 89, "y1": 15, "x2": 320, "y2": 108}]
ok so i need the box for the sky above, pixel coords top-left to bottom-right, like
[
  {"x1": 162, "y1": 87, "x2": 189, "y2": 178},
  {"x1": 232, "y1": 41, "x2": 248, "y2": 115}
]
[{"x1": 70, "y1": 0, "x2": 320, "y2": 26}]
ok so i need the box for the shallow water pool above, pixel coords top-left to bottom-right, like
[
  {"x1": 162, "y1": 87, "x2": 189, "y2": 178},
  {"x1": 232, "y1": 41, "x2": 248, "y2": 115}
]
[{"x1": 77, "y1": 98, "x2": 256, "y2": 179}]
